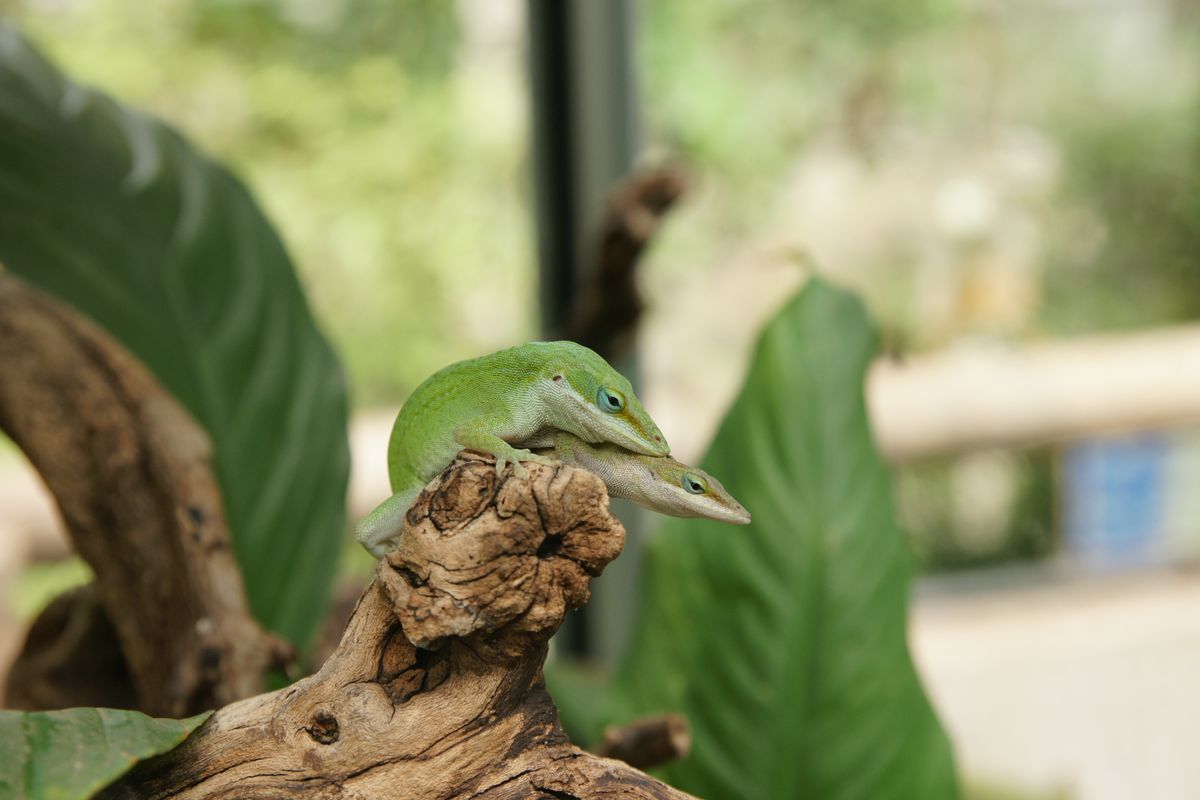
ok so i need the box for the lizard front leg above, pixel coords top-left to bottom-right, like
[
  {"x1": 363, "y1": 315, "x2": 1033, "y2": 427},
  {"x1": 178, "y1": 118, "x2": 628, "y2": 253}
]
[{"x1": 454, "y1": 422, "x2": 557, "y2": 478}]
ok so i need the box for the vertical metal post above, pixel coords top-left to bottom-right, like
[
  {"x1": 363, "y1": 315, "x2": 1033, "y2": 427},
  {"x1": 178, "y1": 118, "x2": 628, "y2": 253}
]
[
  {"x1": 527, "y1": 0, "x2": 577, "y2": 333},
  {"x1": 527, "y1": 0, "x2": 640, "y2": 663},
  {"x1": 528, "y1": 0, "x2": 637, "y2": 330}
]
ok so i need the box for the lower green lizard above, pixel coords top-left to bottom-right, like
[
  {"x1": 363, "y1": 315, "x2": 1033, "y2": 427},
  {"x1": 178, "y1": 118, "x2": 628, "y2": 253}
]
[{"x1": 529, "y1": 430, "x2": 751, "y2": 525}]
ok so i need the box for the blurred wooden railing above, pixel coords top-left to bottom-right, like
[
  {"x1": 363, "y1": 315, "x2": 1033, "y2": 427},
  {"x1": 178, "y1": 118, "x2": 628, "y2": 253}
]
[{"x1": 868, "y1": 324, "x2": 1200, "y2": 461}]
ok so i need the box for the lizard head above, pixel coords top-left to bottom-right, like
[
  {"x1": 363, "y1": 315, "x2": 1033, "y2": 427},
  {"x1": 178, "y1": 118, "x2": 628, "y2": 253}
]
[
  {"x1": 539, "y1": 342, "x2": 670, "y2": 458},
  {"x1": 568, "y1": 439, "x2": 750, "y2": 525},
  {"x1": 643, "y1": 460, "x2": 751, "y2": 525}
]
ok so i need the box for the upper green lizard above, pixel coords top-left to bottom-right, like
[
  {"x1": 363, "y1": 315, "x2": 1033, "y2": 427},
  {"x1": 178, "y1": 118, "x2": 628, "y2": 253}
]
[
  {"x1": 356, "y1": 341, "x2": 669, "y2": 556},
  {"x1": 529, "y1": 430, "x2": 751, "y2": 525}
]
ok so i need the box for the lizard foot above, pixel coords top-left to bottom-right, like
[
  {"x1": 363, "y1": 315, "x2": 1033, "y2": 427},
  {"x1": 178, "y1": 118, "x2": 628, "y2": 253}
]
[
  {"x1": 366, "y1": 537, "x2": 400, "y2": 558},
  {"x1": 515, "y1": 449, "x2": 557, "y2": 467},
  {"x1": 495, "y1": 449, "x2": 557, "y2": 479}
]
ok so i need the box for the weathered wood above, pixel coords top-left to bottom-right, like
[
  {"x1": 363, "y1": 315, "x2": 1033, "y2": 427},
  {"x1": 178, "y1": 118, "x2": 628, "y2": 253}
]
[
  {"x1": 563, "y1": 164, "x2": 689, "y2": 360},
  {"x1": 0, "y1": 273, "x2": 290, "y2": 716},
  {"x1": 3, "y1": 584, "x2": 136, "y2": 711},
  {"x1": 104, "y1": 453, "x2": 693, "y2": 799},
  {"x1": 598, "y1": 714, "x2": 692, "y2": 771}
]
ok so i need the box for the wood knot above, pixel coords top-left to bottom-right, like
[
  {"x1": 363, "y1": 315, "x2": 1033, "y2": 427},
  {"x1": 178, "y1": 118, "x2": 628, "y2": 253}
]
[
  {"x1": 306, "y1": 710, "x2": 339, "y2": 745},
  {"x1": 378, "y1": 453, "x2": 625, "y2": 656},
  {"x1": 199, "y1": 646, "x2": 221, "y2": 671}
]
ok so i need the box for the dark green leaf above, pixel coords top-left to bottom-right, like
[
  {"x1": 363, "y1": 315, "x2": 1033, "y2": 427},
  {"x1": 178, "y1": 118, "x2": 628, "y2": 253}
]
[
  {"x1": 0, "y1": 25, "x2": 350, "y2": 648},
  {"x1": 543, "y1": 660, "x2": 611, "y2": 745},
  {"x1": 602, "y1": 279, "x2": 958, "y2": 798},
  {"x1": 0, "y1": 707, "x2": 210, "y2": 800}
]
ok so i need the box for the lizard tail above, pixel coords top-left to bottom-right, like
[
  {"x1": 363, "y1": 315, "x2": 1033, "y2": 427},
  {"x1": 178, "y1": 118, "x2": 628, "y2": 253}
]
[{"x1": 354, "y1": 485, "x2": 422, "y2": 558}]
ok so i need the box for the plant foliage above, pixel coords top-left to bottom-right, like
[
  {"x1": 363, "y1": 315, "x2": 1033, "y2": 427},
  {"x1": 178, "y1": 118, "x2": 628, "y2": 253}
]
[
  {"x1": 0, "y1": 24, "x2": 350, "y2": 648},
  {"x1": 0, "y1": 707, "x2": 210, "y2": 800},
  {"x1": 556, "y1": 279, "x2": 958, "y2": 798}
]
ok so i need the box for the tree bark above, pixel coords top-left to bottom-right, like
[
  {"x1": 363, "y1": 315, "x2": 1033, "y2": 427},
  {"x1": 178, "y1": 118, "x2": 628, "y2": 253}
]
[
  {"x1": 597, "y1": 715, "x2": 692, "y2": 772},
  {"x1": 0, "y1": 273, "x2": 290, "y2": 716},
  {"x1": 104, "y1": 453, "x2": 693, "y2": 799}
]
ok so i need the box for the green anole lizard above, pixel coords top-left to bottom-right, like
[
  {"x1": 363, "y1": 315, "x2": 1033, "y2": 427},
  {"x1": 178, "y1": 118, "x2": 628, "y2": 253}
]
[
  {"x1": 356, "y1": 341, "x2": 669, "y2": 556},
  {"x1": 528, "y1": 430, "x2": 751, "y2": 525}
]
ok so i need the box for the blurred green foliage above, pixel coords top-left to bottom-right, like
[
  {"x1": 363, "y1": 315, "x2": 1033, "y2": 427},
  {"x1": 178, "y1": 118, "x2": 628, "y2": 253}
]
[
  {"x1": 966, "y1": 784, "x2": 1071, "y2": 800},
  {"x1": 1045, "y1": 104, "x2": 1200, "y2": 332},
  {"x1": 184, "y1": 0, "x2": 459, "y2": 74},
  {"x1": 641, "y1": 0, "x2": 1200, "y2": 335},
  {"x1": 0, "y1": 24, "x2": 352, "y2": 648},
  {"x1": 6, "y1": 559, "x2": 92, "y2": 620},
  {"x1": 4, "y1": 0, "x2": 534, "y2": 407},
  {"x1": 640, "y1": 0, "x2": 957, "y2": 174},
  {"x1": 637, "y1": 0, "x2": 961, "y2": 297},
  {"x1": 899, "y1": 452, "x2": 1056, "y2": 571}
]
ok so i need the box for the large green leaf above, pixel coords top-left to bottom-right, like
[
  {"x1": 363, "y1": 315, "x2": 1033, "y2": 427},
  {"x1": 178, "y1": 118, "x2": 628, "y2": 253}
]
[
  {"x1": 597, "y1": 279, "x2": 957, "y2": 798},
  {"x1": 0, "y1": 707, "x2": 210, "y2": 800},
  {"x1": 0, "y1": 25, "x2": 350, "y2": 648}
]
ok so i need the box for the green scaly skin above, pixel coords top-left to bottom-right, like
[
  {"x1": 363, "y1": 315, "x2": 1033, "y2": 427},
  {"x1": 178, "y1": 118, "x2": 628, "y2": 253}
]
[
  {"x1": 356, "y1": 341, "x2": 669, "y2": 556},
  {"x1": 529, "y1": 430, "x2": 751, "y2": 525}
]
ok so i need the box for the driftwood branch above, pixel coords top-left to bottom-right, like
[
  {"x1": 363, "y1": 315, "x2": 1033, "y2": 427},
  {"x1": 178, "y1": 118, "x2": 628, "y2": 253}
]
[
  {"x1": 4, "y1": 584, "x2": 136, "y2": 711},
  {"x1": 563, "y1": 164, "x2": 688, "y2": 360},
  {"x1": 0, "y1": 273, "x2": 290, "y2": 716},
  {"x1": 104, "y1": 453, "x2": 692, "y2": 799},
  {"x1": 597, "y1": 714, "x2": 692, "y2": 771}
]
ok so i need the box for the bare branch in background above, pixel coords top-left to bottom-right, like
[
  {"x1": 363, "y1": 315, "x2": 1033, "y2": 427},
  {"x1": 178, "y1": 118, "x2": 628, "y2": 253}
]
[
  {"x1": 0, "y1": 274, "x2": 291, "y2": 716},
  {"x1": 564, "y1": 164, "x2": 689, "y2": 360},
  {"x1": 598, "y1": 713, "x2": 692, "y2": 771}
]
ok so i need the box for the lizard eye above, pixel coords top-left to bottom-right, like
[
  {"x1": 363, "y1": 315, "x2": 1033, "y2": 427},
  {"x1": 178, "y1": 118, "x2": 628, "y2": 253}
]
[
  {"x1": 597, "y1": 387, "x2": 625, "y2": 413},
  {"x1": 682, "y1": 473, "x2": 707, "y2": 495}
]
